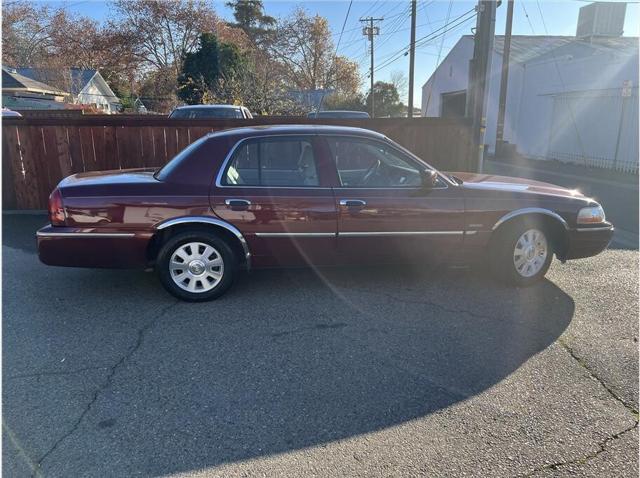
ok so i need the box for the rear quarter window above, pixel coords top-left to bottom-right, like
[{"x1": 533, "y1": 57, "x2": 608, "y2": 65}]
[{"x1": 154, "y1": 136, "x2": 209, "y2": 181}]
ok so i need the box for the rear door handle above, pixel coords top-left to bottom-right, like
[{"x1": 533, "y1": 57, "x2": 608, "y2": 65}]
[
  {"x1": 339, "y1": 199, "x2": 367, "y2": 208},
  {"x1": 225, "y1": 199, "x2": 251, "y2": 211}
]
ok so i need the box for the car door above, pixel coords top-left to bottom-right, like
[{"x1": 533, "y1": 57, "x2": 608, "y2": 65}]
[
  {"x1": 210, "y1": 135, "x2": 338, "y2": 267},
  {"x1": 323, "y1": 135, "x2": 465, "y2": 264}
]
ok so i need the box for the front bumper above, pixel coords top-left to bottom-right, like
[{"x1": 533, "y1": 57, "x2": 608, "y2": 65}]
[
  {"x1": 37, "y1": 225, "x2": 152, "y2": 269},
  {"x1": 564, "y1": 222, "x2": 614, "y2": 260}
]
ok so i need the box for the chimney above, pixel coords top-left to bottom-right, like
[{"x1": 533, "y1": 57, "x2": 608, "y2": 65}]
[{"x1": 577, "y1": 2, "x2": 626, "y2": 39}]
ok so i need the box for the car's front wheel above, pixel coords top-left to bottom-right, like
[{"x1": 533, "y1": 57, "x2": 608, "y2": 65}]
[
  {"x1": 491, "y1": 222, "x2": 553, "y2": 286},
  {"x1": 156, "y1": 231, "x2": 237, "y2": 301}
]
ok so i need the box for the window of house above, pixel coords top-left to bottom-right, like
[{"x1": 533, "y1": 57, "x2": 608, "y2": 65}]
[{"x1": 223, "y1": 137, "x2": 319, "y2": 187}]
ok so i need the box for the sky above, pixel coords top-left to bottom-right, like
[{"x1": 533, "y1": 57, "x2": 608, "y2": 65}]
[{"x1": 42, "y1": 0, "x2": 639, "y2": 105}]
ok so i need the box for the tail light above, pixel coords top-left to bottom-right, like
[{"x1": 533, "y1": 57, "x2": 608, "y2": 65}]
[{"x1": 48, "y1": 188, "x2": 66, "y2": 226}]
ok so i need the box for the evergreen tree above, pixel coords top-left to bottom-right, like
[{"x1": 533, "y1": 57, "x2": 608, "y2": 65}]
[{"x1": 177, "y1": 33, "x2": 244, "y2": 105}]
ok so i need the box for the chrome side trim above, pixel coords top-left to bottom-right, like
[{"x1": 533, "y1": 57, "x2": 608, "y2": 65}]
[
  {"x1": 37, "y1": 231, "x2": 136, "y2": 238},
  {"x1": 464, "y1": 230, "x2": 478, "y2": 235},
  {"x1": 214, "y1": 132, "x2": 450, "y2": 190},
  {"x1": 575, "y1": 225, "x2": 614, "y2": 232},
  {"x1": 156, "y1": 216, "x2": 252, "y2": 269},
  {"x1": 255, "y1": 232, "x2": 336, "y2": 237},
  {"x1": 339, "y1": 231, "x2": 464, "y2": 237},
  {"x1": 492, "y1": 208, "x2": 569, "y2": 231},
  {"x1": 256, "y1": 230, "x2": 466, "y2": 237}
]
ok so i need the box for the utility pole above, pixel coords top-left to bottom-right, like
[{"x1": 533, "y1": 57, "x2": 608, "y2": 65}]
[
  {"x1": 467, "y1": 0, "x2": 496, "y2": 173},
  {"x1": 496, "y1": 0, "x2": 514, "y2": 157},
  {"x1": 408, "y1": 0, "x2": 417, "y2": 118},
  {"x1": 361, "y1": 17, "x2": 383, "y2": 117}
]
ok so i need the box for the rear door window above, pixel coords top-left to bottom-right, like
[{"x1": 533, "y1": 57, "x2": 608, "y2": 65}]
[{"x1": 223, "y1": 136, "x2": 320, "y2": 187}]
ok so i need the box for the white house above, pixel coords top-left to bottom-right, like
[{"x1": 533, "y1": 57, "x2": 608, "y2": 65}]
[
  {"x1": 421, "y1": 2, "x2": 639, "y2": 172},
  {"x1": 16, "y1": 68, "x2": 121, "y2": 114}
]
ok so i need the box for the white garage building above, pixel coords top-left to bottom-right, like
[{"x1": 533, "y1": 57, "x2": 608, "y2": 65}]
[{"x1": 421, "y1": 2, "x2": 638, "y2": 172}]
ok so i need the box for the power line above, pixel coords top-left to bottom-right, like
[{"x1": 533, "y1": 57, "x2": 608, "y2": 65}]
[
  {"x1": 424, "y1": 0, "x2": 454, "y2": 114},
  {"x1": 370, "y1": 8, "x2": 477, "y2": 75},
  {"x1": 373, "y1": 4, "x2": 412, "y2": 51},
  {"x1": 520, "y1": 2, "x2": 536, "y2": 34},
  {"x1": 316, "y1": 0, "x2": 354, "y2": 113},
  {"x1": 414, "y1": 7, "x2": 475, "y2": 47}
]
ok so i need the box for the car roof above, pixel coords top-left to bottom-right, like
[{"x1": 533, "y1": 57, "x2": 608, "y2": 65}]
[
  {"x1": 2, "y1": 108, "x2": 22, "y2": 117},
  {"x1": 173, "y1": 104, "x2": 242, "y2": 110},
  {"x1": 207, "y1": 124, "x2": 387, "y2": 141},
  {"x1": 315, "y1": 110, "x2": 367, "y2": 114}
]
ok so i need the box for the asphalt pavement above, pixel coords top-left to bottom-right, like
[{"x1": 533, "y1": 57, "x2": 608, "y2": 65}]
[{"x1": 3, "y1": 214, "x2": 638, "y2": 477}]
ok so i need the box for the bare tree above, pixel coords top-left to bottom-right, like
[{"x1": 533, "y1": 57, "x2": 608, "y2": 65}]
[
  {"x1": 271, "y1": 8, "x2": 359, "y2": 95},
  {"x1": 390, "y1": 70, "x2": 408, "y2": 100},
  {"x1": 2, "y1": 2, "x2": 53, "y2": 66},
  {"x1": 111, "y1": 0, "x2": 219, "y2": 75}
]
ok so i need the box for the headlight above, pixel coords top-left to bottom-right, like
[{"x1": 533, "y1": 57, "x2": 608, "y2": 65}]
[{"x1": 577, "y1": 205, "x2": 606, "y2": 224}]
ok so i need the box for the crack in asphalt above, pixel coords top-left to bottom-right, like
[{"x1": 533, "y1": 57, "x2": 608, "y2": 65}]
[
  {"x1": 522, "y1": 422, "x2": 638, "y2": 477},
  {"x1": 348, "y1": 285, "x2": 640, "y2": 476},
  {"x1": 271, "y1": 322, "x2": 348, "y2": 338},
  {"x1": 558, "y1": 339, "x2": 639, "y2": 415},
  {"x1": 5, "y1": 366, "x2": 111, "y2": 381},
  {"x1": 31, "y1": 301, "x2": 179, "y2": 476},
  {"x1": 339, "y1": 286, "x2": 560, "y2": 338},
  {"x1": 519, "y1": 339, "x2": 639, "y2": 476},
  {"x1": 338, "y1": 286, "x2": 500, "y2": 322}
]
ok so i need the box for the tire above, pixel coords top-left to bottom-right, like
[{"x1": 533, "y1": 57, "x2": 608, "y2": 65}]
[
  {"x1": 490, "y1": 220, "x2": 553, "y2": 286},
  {"x1": 156, "y1": 230, "x2": 237, "y2": 301}
]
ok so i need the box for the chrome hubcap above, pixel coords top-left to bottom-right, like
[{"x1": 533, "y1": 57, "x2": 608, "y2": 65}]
[
  {"x1": 188, "y1": 260, "x2": 206, "y2": 275},
  {"x1": 513, "y1": 229, "x2": 548, "y2": 278},
  {"x1": 170, "y1": 242, "x2": 224, "y2": 293}
]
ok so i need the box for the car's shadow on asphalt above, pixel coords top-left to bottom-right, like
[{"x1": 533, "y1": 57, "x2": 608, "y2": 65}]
[{"x1": 3, "y1": 217, "x2": 575, "y2": 476}]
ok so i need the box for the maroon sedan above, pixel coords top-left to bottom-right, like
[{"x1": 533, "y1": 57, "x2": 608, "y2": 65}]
[{"x1": 37, "y1": 125, "x2": 613, "y2": 301}]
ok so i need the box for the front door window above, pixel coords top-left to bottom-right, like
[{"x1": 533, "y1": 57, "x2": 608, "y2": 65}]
[{"x1": 326, "y1": 136, "x2": 423, "y2": 188}]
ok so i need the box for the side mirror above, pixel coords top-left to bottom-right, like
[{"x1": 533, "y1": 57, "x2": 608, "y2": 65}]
[{"x1": 420, "y1": 169, "x2": 439, "y2": 189}]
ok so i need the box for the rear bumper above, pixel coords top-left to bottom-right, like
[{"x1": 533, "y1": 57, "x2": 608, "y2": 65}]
[
  {"x1": 37, "y1": 225, "x2": 152, "y2": 269},
  {"x1": 564, "y1": 223, "x2": 614, "y2": 260}
]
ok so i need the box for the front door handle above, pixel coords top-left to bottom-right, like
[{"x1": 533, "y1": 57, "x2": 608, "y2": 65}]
[
  {"x1": 225, "y1": 199, "x2": 251, "y2": 211},
  {"x1": 339, "y1": 199, "x2": 367, "y2": 208}
]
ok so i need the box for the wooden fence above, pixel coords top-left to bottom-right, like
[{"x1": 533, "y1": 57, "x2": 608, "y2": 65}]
[{"x1": 2, "y1": 115, "x2": 474, "y2": 210}]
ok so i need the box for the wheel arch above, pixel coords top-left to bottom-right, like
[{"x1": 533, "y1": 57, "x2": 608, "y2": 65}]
[
  {"x1": 491, "y1": 208, "x2": 570, "y2": 260},
  {"x1": 147, "y1": 216, "x2": 251, "y2": 269}
]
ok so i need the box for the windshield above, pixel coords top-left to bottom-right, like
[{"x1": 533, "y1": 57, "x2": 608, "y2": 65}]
[{"x1": 170, "y1": 108, "x2": 243, "y2": 119}]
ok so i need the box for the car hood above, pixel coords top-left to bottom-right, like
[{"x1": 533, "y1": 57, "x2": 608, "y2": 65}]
[{"x1": 449, "y1": 172, "x2": 586, "y2": 199}]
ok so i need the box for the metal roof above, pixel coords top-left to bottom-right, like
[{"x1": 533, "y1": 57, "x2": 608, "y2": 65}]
[
  {"x1": 2, "y1": 68, "x2": 68, "y2": 96},
  {"x1": 15, "y1": 68, "x2": 98, "y2": 95},
  {"x1": 497, "y1": 35, "x2": 636, "y2": 63},
  {"x1": 460, "y1": 34, "x2": 638, "y2": 64}
]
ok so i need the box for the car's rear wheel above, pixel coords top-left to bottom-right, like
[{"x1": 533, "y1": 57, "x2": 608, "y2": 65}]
[
  {"x1": 156, "y1": 231, "x2": 237, "y2": 301},
  {"x1": 490, "y1": 221, "x2": 553, "y2": 286}
]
